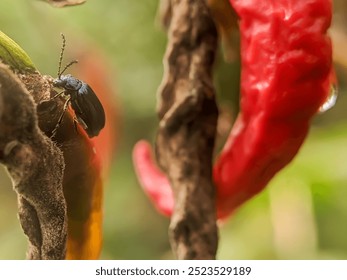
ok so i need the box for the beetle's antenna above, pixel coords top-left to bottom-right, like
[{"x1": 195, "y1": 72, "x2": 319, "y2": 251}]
[
  {"x1": 57, "y1": 33, "x2": 78, "y2": 77},
  {"x1": 60, "y1": 60, "x2": 78, "y2": 76},
  {"x1": 57, "y1": 33, "x2": 66, "y2": 78}
]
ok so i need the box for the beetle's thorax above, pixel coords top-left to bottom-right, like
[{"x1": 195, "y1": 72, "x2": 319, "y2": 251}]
[{"x1": 53, "y1": 74, "x2": 82, "y2": 91}]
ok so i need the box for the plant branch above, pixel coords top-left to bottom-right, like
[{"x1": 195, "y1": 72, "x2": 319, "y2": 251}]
[
  {"x1": 0, "y1": 64, "x2": 67, "y2": 259},
  {"x1": 155, "y1": 0, "x2": 219, "y2": 259}
]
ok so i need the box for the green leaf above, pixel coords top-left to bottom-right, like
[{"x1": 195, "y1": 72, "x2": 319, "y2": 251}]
[{"x1": 0, "y1": 31, "x2": 36, "y2": 73}]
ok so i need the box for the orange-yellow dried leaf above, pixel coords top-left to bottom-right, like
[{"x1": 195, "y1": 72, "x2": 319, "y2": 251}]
[{"x1": 58, "y1": 46, "x2": 118, "y2": 260}]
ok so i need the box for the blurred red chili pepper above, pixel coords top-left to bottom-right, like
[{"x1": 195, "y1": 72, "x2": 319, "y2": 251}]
[
  {"x1": 133, "y1": 140, "x2": 174, "y2": 217},
  {"x1": 73, "y1": 49, "x2": 119, "y2": 175},
  {"x1": 133, "y1": 0, "x2": 334, "y2": 219}
]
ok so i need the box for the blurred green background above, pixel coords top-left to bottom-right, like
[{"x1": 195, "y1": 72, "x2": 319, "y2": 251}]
[{"x1": 1, "y1": 0, "x2": 347, "y2": 260}]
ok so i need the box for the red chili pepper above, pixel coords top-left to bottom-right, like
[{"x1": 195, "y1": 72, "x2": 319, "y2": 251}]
[
  {"x1": 133, "y1": 140, "x2": 174, "y2": 217},
  {"x1": 133, "y1": 0, "x2": 334, "y2": 219},
  {"x1": 73, "y1": 49, "x2": 119, "y2": 176},
  {"x1": 215, "y1": 0, "x2": 333, "y2": 218}
]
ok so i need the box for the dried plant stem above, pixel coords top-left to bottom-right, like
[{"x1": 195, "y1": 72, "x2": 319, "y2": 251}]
[
  {"x1": 0, "y1": 64, "x2": 67, "y2": 259},
  {"x1": 155, "y1": 0, "x2": 219, "y2": 259}
]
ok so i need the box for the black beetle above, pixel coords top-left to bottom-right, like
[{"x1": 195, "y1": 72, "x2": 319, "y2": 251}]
[{"x1": 51, "y1": 34, "x2": 105, "y2": 138}]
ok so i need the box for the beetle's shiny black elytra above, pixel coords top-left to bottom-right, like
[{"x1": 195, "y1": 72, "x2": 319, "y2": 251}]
[
  {"x1": 51, "y1": 34, "x2": 105, "y2": 138},
  {"x1": 53, "y1": 74, "x2": 106, "y2": 137}
]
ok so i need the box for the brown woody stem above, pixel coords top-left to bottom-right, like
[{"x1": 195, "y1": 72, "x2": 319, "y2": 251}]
[
  {"x1": 155, "y1": 0, "x2": 219, "y2": 259},
  {"x1": 0, "y1": 64, "x2": 67, "y2": 259}
]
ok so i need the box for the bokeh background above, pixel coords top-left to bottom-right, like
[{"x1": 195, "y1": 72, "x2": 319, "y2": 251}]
[{"x1": 1, "y1": 0, "x2": 347, "y2": 259}]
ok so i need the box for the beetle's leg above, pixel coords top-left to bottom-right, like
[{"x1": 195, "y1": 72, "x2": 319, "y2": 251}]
[
  {"x1": 76, "y1": 116, "x2": 88, "y2": 130},
  {"x1": 71, "y1": 114, "x2": 87, "y2": 135},
  {"x1": 73, "y1": 117, "x2": 79, "y2": 134},
  {"x1": 51, "y1": 96, "x2": 71, "y2": 138},
  {"x1": 50, "y1": 90, "x2": 65, "y2": 101}
]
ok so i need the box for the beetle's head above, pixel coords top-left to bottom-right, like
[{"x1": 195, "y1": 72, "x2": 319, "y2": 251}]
[
  {"x1": 53, "y1": 74, "x2": 81, "y2": 90},
  {"x1": 53, "y1": 75, "x2": 68, "y2": 87}
]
